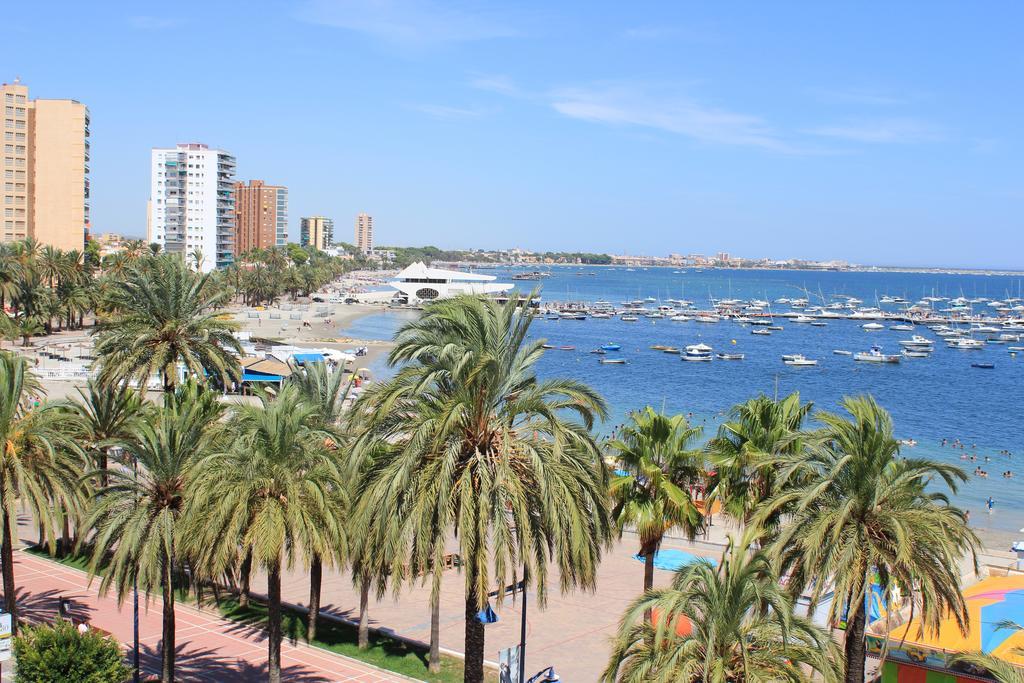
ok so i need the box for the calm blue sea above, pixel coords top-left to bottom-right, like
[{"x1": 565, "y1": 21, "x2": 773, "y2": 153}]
[{"x1": 341, "y1": 266, "x2": 1024, "y2": 534}]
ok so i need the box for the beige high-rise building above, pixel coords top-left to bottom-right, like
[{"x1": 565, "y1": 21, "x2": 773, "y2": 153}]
[
  {"x1": 355, "y1": 212, "x2": 372, "y2": 254},
  {"x1": 1, "y1": 78, "x2": 90, "y2": 251},
  {"x1": 233, "y1": 180, "x2": 287, "y2": 256},
  {"x1": 300, "y1": 216, "x2": 333, "y2": 251}
]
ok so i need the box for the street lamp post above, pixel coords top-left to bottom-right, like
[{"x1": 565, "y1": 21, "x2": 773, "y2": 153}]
[{"x1": 518, "y1": 567, "x2": 528, "y2": 683}]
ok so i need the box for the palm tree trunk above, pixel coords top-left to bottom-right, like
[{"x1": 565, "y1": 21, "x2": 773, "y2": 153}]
[
  {"x1": 2, "y1": 508, "x2": 18, "y2": 636},
  {"x1": 238, "y1": 549, "x2": 252, "y2": 608},
  {"x1": 99, "y1": 448, "x2": 109, "y2": 488},
  {"x1": 60, "y1": 513, "x2": 71, "y2": 558},
  {"x1": 161, "y1": 553, "x2": 176, "y2": 683},
  {"x1": 358, "y1": 575, "x2": 370, "y2": 650},
  {"x1": 642, "y1": 550, "x2": 655, "y2": 622},
  {"x1": 463, "y1": 583, "x2": 485, "y2": 683},
  {"x1": 307, "y1": 553, "x2": 322, "y2": 642},
  {"x1": 268, "y1": 559, "x2": 283, "y2": 683},
  {"x1": 843, "y1": 602, "x2": 867, "y2": 683},
  {"x1": 429, "y1": 591, "x2": 441, "y2": 673}
]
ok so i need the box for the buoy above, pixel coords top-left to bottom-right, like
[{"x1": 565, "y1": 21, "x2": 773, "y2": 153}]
[{"x1": 731, "y1": 339, "x2": 737, "y2": 345}]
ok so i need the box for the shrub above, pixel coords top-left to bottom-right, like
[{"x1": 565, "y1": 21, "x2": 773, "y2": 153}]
[{"x1": 14, "y1": 619, "x2": 130, "y2": 682}]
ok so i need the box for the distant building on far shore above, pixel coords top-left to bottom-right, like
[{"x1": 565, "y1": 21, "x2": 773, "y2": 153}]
[
  {"x1": 1, "y1": 78, "x2": 90, "y2": 252},
  {"x1": 300, "y1": 216, "x2": 333, "y2": 251},
  {"x1": 149, "y1": 142, "x2": 236, "y2": 272},
  {"x1": 355, "y1": 212, "x2": 373, "y2": 253},
  {"x1": 234, "y1": 180, "x2": 287, "y2": 255}
]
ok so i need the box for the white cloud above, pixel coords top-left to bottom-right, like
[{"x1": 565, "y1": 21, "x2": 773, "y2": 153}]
[
  {"x1": 468, "y1": 74, "x2": 525, "y2": 97},
  {"x1": 408, "y1": 103, "x2": 491, "y2": 119},
  {"x1": 297, "y1": 0, "x2": 517, "y2": 45},
  {"x1": 806, "y1": 118, "x2": 942, "y2": 143},
  {"x1": 548, "y1": 84, "x2": 798, "y2": 151}
]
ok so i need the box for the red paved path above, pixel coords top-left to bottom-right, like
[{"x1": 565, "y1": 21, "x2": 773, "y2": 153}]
[{"x1": 11, "y1": 550, "x2": 410, "y2": 682}]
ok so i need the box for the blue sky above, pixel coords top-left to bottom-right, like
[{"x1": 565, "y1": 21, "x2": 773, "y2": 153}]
[{"x1": 4, "y1": 1, "x2": 1022, "y2": 267}]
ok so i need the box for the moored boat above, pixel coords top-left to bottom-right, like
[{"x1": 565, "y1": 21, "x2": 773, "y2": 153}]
[
  {"x1": 783, "y1": 354, "x2": 818, "y2": 366},
  {"x1": 854, "y1": 345, "x2": 900, "y2": 363}
]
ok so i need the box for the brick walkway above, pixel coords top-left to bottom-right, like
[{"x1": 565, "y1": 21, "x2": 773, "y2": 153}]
[{"x1": 11, "y1": 551, "x2": 408, "y2": 682}]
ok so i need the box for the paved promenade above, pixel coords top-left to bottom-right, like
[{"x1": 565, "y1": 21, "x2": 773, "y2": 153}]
[{"x1": 11, "y1": 550, "x2": 407, "y2": 682}]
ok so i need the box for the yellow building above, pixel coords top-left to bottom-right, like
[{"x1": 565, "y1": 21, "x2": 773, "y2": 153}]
[
  {"x1": 1, "y1": 78, "x2": 90, "y2": 251},
  {"x1": 355, "y1": 212, "x2": 372, "y2": 254},
  {"x1": 300, "y1": 216, "x2": 333, "y2": 251}
]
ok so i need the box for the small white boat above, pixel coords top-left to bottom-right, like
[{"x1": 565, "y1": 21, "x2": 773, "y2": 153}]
[
  {"x1": 670, "y1": 315, "x2": 690, "y2": 322},
  {"x1": 590, "y1": 312, "x2": 611, "y2": 319},
  {"x1": 599, "y1": 358, "x2": 627, "y2": 365},
  {"x1": 810, "y1": 321, "x2": 828, "y2": 327},
  {"x1": 862, "y1": 323, "x2": 885, "y2": 331},
  {"x1": 889, "y1": 324, "x2": 915, "y2": 331},
  {"x1": 783, "y1": 355, "x2": 818, "y2": 366},
  {"x1": 898, "y1": 336, "x2": 934, "y2": 349},
  {"x1": 947, "y1": 338, "x2": 985, "y2": 350},
  {"x1": 793, "y1": 316, "x2": 815, "y2": 324},
  {"x1": 682, "y1": 344, "x2": 713, "y2": 362},
  {"x1": 854, "y1": 345, "x2": 901, "y2": 363},
  {"x1": 694, "y1": 315, "x2": 720, "y2": 323},
  {"x1": 751, "y1": 329, "x2": 772, "y2": 336},
  {"x1": 833, "y1": 350, "x2": 852, "y2": 355},
  {"x1": 902, "y1": 350, "x2": 930, "y2": 358},
  {"x1": 716, "y1": 353, "x2": 744, "y2": 360},
  {"x1": 767, "y1": 325, "x2": 784, "y2": 331},
  {"x1": 620, "y1": 315, "x2": 639, "y2": 322}
]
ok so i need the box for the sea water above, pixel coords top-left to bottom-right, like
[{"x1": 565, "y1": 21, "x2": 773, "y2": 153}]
[{"x1": 339, "y1": 266, "x2": 1024, "y2": 534}]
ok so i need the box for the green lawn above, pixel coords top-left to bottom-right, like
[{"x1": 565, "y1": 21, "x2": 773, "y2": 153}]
[{"x1": 24, "y1": 546, "x2": 493, "y2": 682}]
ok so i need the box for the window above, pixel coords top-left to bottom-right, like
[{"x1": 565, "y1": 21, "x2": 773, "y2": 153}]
[
  {"x1": 2, "y1": 95, "x2": 11, "y2": 103},
  {"x1": 3, "y1": 133, "x2": 10, "y2": 141}
]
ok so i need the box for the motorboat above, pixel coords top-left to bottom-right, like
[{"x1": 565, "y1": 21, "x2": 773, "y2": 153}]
[
  {"x1": 902, "y1": 350, "x2": 931, "y2": 359},
  {"x1": 889, "y1": 324, "x2": 915, "y2": 331},
  {"x1": 861, "y1": 323, "x2": 885, "y2": 331},
  {"x1": 716, "y1": 353, "x2": 744, "y2": 360},
  {"x1": 833, "y1": 350, "x2": 852, "y2": 355},
  {"x1": 783, "y1": 355, "x2": 818, "y2": 366},
  {"x1": 599, "y1": 358, "x2": 627, "y2": 365},
  {"x1": 662, "y1": 347, "x2": 681, "y2": 354},
  {"x1": 752, "y1": 329, "x2": 772, "y2": 336},
  {"x1": 767, "y1": 325, "x2": 784, "y2": 331},
  {"x1": 810, "y1": 322, "x2": 828, "y2": 327},
  {"x1": 793, "y1": 315, "x2": 815, "y2": 323},
  {"x1": 898, "y1": 336, "x2": 934, "y2": 349},
  {"x1": 682, "y1": 344, "x2": 713, "y2": 362},
  {"x1": 650, "y1": 345, "x2": 670, "y2": 350},
  {"x1": 854, "y1": 345, "x2": 900, "y2": 363},
  {"x1": 541, "y1": 344, "x2": 556, "y2": 349},
  {"x1": 590, "y1": 312, "x2": 611, "y2": 319},
  {"x1": 781, "y1": 354, "x2": 803, "y2": 361},
  {"x1": 694, "y1": 315, "x2": 720, "y2": 323},
  {"x1": 558, "y1": 346, "x2": 576, "y2": 351},
  {"x1": 589, "y1": 348, "x2": 606, "y2": 355},
  {"x1": 947, "y1": 338, "x2": 985, "y2": 350},
  {"x1": 971, "y1": 362, "x2": 995, "y2": 369},
  {"x1": 600, "y1": 343, "x2": 622, "y2": 351},
  {"x1": 670, "y1": 315, "x2": 690, "y2": 322},
  {"x1": 620, "y1": 315, "x2": 639, "y2": 322}
]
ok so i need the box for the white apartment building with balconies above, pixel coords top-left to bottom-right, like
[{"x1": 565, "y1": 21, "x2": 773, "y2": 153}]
[{"x1": 148, "y1": 143, "x2": 236, "y2": 272}]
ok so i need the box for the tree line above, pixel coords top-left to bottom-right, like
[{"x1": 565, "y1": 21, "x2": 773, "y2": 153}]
[{"x1": 0, "y1": 252, "x2": 1010, "y2": 683}]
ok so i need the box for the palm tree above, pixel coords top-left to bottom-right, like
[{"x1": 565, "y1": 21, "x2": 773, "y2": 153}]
[
  {"x1": 608, "y1": 407, "x2": 706, "y2": 615},
  {"x1": 87, "y1": 381, "x2": 225, "y2": 682},
  {"x1": 355, "y1": 295, "x2": 612, "y2": 683},
  {"x1": 184, "y1": 386, "x2": 346, "y2": 683},
  {"x1": 286, "y1": 361, "x2": 352, "y2": 642},
  {"x1": 93, "y1": 256, "x2": 242, "y2": 391},
  {"x1": 0, "y1": 352, "x2": 84, "y2": 634},
  {"x1": 65, "y1": 379, "x2": 146, "y2": 486},
  {"x1": 764, "y1": 395, "x2": 978, "y2": 683},
  {"x1": 601, "y1": 530, "x2": 842, "y2": 683},
  {"x1": 706, "y1": 392, "x2": 812, "y2": 528}
]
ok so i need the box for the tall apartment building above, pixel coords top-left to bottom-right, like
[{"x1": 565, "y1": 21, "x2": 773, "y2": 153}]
[
  {"x1": 300, "y1": 216, "x2": 333, "y2": 251},
  {"x1": 355, "y1": 212, "x2": 373, "y2": 254},
  {"x1": 148, "y1": 143, "x2": 236, "y2": 273},
  {"x1": 1, "y1": 78, "x2": 90, "y2": 251},
  {"x1": 233, "y1": 180, "x2": 287, "y2": 256}
]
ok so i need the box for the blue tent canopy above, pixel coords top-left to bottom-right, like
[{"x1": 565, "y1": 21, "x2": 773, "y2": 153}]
[
  {"x1": 292, "y1": 353, "x2": 325, "y2": 365},
  {"x1": 242, "y1": 372, "x2": 283, "y2": 382}
]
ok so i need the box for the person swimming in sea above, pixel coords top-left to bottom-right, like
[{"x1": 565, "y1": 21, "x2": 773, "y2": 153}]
[{"x1": 987, "y1": 496, "x2": 995, "y2": 513}]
